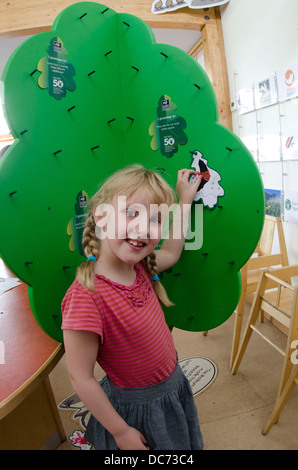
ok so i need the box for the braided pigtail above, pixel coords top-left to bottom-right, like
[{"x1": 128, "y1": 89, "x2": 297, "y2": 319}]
[
  {"x1": 76, "y1": 212, "x2": 100, "y2": 291},
  {"x1": 146, "y1": 252, "x2": 174, "y2": 307}
]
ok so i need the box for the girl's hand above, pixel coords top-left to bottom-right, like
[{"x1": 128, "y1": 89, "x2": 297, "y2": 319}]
[
  {"x1": 114, "y1": 425, "x2": 149, "y2": 450},
  {"x1": 176, "y1": 169, "x2": 202, "y2": 205}
]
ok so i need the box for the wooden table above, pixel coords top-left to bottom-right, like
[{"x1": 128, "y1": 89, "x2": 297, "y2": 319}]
[{"x1": 0, "y1": 259, "x2": 66, "y2": 450}]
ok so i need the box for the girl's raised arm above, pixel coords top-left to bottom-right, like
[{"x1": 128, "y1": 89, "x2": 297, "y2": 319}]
[{"x1": 155, "y1": 169, "x2": 202, "y2": 273}]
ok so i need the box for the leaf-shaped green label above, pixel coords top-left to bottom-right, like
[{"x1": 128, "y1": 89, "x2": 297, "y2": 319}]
[
  {"x1": 149, "y1": 95, "x2": 188, "y2": 157},
  {"x1": 67, "y1": 190, "x2": 89, "y2": 255},
  {"x1": 37, "y1": 37, "x2": 76, "y2": 100}
]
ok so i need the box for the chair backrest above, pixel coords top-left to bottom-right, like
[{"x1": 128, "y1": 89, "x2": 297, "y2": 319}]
[
  {"x1": 231, "y1": 264, "x2": 298, "y2": 395},
  {"x1": 247, "y1": 216, "x2": 289, "y2": 271}
]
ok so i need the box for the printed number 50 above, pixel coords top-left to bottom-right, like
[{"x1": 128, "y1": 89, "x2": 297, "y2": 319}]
[
  {"x1": 164, "y1": 137, "x2": 175, "y2": 146},
  {"x1": 53, "y1": 78, "x2": 64, "y2": 88}
]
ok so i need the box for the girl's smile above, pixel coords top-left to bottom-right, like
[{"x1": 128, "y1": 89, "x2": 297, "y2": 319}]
[{"x1": 125, "y1": 238, "x2": 147, "y2": 250}]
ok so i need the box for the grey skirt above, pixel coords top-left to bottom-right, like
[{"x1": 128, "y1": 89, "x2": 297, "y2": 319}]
[{"x1": 84, "y1": 362, "x2": 204, "y2": 450}]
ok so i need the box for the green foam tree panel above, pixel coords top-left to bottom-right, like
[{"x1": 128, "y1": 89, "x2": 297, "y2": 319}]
[{"x1": 0, "y1": 2, "x2": 265, "y2": 342}]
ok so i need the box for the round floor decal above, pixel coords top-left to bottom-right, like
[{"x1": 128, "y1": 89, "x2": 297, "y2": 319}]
[{"x1": 179, "y1": 356, "x2": 217, "y2": 395}]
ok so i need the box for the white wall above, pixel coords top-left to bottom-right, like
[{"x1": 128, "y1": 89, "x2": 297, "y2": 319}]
[
  {"x1": 220, "y1": 0, "x2": 298, "y2": 98},
  {"x1": 0, "y1": 35, "x2": 31, "y2": 145},
  {"x1": 220, "y1": 0, "x2": 298, "y2": 265},
  {"x1": 0, "y1": 36, "x2": 32, "y2": 78}
]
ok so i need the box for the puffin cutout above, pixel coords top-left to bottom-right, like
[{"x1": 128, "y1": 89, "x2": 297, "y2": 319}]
[{"x1": 189, "y1": 150, "x2": 224, "y2": 208}]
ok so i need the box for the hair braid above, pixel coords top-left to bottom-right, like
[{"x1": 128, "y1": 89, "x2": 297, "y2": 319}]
[
  {"x1": 76, "y1": 212, "x2": 100, "y2": 291},
  {"x1": 146, "y1": 252, "x2": 174, "y2": 307}
]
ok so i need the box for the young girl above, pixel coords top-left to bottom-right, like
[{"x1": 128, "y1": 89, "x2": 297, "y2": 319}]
[{"x1": 61, "y1": 164, "x2": 203, "y2": 450}]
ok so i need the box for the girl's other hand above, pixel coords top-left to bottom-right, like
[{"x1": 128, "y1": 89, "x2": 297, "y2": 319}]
[
  {"x1": 176, "y1": 169, "x2": 202, "y2": 205},
  {"x1": 114, "y1": 425, "x2": 149, "y2": 450}
]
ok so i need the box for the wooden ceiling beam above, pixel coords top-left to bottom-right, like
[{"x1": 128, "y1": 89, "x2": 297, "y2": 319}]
[{"x1": 0, "y1": 0, "x2": 217, "y2": 38}]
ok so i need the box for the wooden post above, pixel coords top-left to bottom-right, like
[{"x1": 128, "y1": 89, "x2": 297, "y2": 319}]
[{"x1": 201, "y1": 7, "x2": 232, "y2": 130}]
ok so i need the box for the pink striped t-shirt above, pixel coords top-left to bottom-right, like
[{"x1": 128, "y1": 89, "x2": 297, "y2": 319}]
[{"x1": 61, "y1": 262, "x2": 177, "y2": 387}]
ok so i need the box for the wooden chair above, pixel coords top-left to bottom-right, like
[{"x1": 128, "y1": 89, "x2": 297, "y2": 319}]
[
  {"x1": 262, "y1": 363, "x2": 298, "y2": 435},
  {"x1": 231, "y1": 265, "x2": 298, "y2": 433},
  {"x1": 230, "y1": 216, "x2": 289, "y2": 368}
]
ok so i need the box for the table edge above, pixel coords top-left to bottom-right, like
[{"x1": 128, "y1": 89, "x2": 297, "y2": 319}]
[{"x1": 0, "y1": 344, "x2": 65, "y2": 420}]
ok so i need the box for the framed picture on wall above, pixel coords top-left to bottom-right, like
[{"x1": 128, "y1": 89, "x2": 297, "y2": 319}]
[
  {"x1": 254, "y1": 76, "x2": 277, "y2": 109},
  {"x1": 265, "y1": 188, "x2": 281, "y2": 217},
  {"x1": 277, "y1": 64, "x2": 298, "y2": 102},
  {"x1": 284, "y1": 190, "x2": 298, "y2": 223}
]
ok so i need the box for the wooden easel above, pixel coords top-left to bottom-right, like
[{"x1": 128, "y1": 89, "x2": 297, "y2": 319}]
[{"x1": 230, "y1": 216, "x2": 289, "y2": 368}]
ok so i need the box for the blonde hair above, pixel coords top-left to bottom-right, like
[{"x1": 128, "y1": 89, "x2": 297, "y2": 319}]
[{"x1": 76, "y1": 164, "x2": 177, "y2": 306}]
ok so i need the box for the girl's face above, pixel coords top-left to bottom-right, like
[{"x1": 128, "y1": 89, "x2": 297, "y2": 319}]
[{"x1": 94, "y1": 188, "x2": 164, "y2": 266}]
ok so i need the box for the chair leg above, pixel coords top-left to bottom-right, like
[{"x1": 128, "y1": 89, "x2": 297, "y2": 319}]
[
  {"x1": 262, "y1": 364, "x2": 298, "y2": 435},
  {"x1": 231, "y1": 273, "x2": 267, "y2": 375},
  {"x1": 230, "y1": 294, "x2": 246, "y2": 370},
  {"x1": 277, "y1": 295, "x2": 298, "y2": 399}
]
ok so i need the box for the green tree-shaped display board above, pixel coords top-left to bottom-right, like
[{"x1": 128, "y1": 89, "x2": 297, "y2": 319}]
[{"x1": 0, "y1": 2, "x2": 265, "y2": 342}]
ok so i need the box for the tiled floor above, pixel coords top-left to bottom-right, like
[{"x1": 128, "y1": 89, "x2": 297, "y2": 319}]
[{"x1": 50, "y1": 307, "x2": 298, "y2": 450}]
